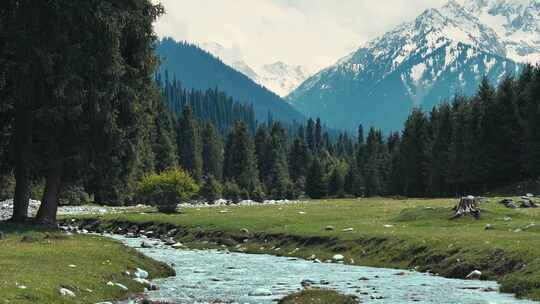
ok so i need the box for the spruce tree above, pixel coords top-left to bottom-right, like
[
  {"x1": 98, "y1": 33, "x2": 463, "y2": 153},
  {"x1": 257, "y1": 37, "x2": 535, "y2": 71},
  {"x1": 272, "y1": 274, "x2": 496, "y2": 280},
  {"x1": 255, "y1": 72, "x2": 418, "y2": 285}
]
[
  {"x1": 306, "y1": 157, "x2": 327, "y2": 199},
  {"x1": 178, "y1": 106, "x2": 203, "y2": 182},
  {"x1": 266, "y1": 122, "x2": 291, "y2": 199},
  {"x1": 201, "y1": 122, "x2": 223, "y2": 180},
  {"x1": 223, "y1": 122, "x2": 260, "y2": 194}
]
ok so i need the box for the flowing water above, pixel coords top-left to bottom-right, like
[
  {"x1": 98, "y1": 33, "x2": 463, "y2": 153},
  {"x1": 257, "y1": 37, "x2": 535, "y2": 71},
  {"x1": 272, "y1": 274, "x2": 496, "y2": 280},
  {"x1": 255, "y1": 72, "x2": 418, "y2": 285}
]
[{"x1": 114, "y1": 236, "x2": 538, "y2": 304}]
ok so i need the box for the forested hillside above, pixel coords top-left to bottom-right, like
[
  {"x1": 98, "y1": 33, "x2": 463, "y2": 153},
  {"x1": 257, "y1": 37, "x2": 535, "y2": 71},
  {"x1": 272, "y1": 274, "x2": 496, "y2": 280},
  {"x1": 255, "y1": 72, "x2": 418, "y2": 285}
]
[{"x1": 155, "y1": 38, "x2": 304, "y2": 123}]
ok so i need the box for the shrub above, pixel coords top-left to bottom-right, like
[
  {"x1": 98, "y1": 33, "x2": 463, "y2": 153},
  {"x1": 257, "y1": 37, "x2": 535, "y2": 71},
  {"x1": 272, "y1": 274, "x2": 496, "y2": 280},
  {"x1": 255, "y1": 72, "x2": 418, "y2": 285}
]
[
  {"x1": 59, "y1": 184, "x2": 92, "y2": 206},
  {"x1": 137, "y1": 168, "x2": 199, "y2": 213}
]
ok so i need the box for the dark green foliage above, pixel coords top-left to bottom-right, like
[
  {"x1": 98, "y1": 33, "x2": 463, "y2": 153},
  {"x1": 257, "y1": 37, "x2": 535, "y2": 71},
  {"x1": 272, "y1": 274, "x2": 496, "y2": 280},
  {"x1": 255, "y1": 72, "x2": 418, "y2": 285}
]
[
  {"x1": 223, "y1": 181, "x2": 241, "y2": 203},
  {"x1": 200, "y1": 175, "x2": 222, "y2": 203},
  {"x1": 306, "y1": 158, "x2": 327, "y2": 199},
  {"x1": 154, "y1": 98, "x2": 178, "y2": 172},
  {"x1": 59, "y1": 185, "x2": 91, "y2": 206},
  {"x1": 223, "y1": 122, "x2": 260, "y2": 193},
  {"x1": 155, "y1": 38, "x2": 304, "y2": 123},
  {"x1": 177, "y1": 106, "x2": 203, "y2": 182},
  {"x1": 201, "y1": 122, "x2": 223, "y2": 180},
  {"x1": 157, "y1": 75, "x2": 257, "y2": 134},
  {"x1": 327, "y1": 167, "x2": 345, "y2": 197}
]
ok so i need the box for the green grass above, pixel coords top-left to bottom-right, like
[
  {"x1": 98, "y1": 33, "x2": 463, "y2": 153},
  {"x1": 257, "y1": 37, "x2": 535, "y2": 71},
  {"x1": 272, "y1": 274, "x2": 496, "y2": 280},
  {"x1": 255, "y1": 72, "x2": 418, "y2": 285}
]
[
  {"x1": 69, "y1": 197, "x2": 540, "y2": 300},
  {"x1": 278, "y1": 289, "x2": 359, "y2": 304},
  {"x1": 0, "y1": 224, "x2": 174, "y2": 304}
]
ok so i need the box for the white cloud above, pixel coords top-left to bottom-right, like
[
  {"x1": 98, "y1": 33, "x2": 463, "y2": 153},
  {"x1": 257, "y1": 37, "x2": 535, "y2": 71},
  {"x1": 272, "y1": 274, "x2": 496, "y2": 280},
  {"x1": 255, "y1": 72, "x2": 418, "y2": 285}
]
[{"x1": 153, "y1": 0, "x2": 448, "y2": 71}]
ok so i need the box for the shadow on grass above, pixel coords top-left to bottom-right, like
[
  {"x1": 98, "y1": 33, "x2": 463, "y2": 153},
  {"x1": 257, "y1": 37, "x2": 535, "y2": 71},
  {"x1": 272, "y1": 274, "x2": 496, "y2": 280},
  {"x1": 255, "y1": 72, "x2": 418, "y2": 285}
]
[{"x1": 0, "y1": 220, "x2": 60, "y2": 234}]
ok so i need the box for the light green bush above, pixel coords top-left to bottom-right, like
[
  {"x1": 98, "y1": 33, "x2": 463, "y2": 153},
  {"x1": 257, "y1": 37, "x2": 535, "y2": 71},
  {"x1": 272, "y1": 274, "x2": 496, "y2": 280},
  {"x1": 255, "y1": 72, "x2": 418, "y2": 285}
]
[{"x1": 137, "y1": 168, "x2": 199, "y2": 213}]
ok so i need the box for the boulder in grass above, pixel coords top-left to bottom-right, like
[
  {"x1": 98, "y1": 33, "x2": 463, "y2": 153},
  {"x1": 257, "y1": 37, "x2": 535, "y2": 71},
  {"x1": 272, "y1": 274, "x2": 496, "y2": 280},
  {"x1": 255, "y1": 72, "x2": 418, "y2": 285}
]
[{"x1": 59, "y1": 288, "x2": 76, "y2": 297}]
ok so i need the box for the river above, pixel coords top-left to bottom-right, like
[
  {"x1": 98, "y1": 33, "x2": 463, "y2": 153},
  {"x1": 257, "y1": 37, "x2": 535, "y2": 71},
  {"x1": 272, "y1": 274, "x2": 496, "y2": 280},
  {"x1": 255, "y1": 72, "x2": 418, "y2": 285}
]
[{"x1": 111, "y1": 235, "x2": 539, "y2": 304}]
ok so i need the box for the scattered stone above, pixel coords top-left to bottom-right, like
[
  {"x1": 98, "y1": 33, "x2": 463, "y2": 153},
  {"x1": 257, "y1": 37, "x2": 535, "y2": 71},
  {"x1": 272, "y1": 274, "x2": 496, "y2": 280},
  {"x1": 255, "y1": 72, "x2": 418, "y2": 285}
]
[
  {"x1": 499, "y1": 199, "x2": 518, "y2": 209},
  {"x1": 134, "y1": 268, "x2": 149, "y2": 279},
  {"x1": 171, "y1": 242, "x2": 184, "y2": 249},
  {"x1": 526, "y1": 193, "x2": 535, "y2": 198},
  {"x1": 358, "y1": 277, "x2": 370, "y2": 281},
  {"x1": 240, "y1": 228, "x2": 249, "y2": 234},
  {"x1": 249, "y1": 288, "x2": 272, "y2": 296},
  {"x1": 342, "y1": 228, "x2": 354, "y2": 232},
  {"x1": 332, "y1": 254, "x2": 344, "y2": 262},
  {"x1": 298, "y1": 211, "x2": 306, "y2": 215},
  {"x1": 324, "y1": 226, "x2": 335, "y2": 231},
  {"x1": 114, "y1": 283, "x2": 128, "y2": 291},
  {"x1": 307, "y1": 254, "x2": 317, "y2": 261},
  {"x1": 301, "y1": 279, "x2": 315, "y2": 289},
  {"x1": 141, "y1": 241, "x2": 155, "y2": 248},
  {"x1": 519, "y1": 199, "x2": 538, "y2": 208},
  {"x1": 383, "y1": 224, "x2": 394, "y2": 228},
  {"x1": 485, "y1": 224, "x2": 493, "y2": 230},
  {"x1": 59, "y1": 288, "x2": 76, "y2": 297},
  {"x1": 466, "y1": 270, "x2": 482, "y2": 280},
  {"x1": 68, "y1": 264, "x2": 77, "y2": 268}
]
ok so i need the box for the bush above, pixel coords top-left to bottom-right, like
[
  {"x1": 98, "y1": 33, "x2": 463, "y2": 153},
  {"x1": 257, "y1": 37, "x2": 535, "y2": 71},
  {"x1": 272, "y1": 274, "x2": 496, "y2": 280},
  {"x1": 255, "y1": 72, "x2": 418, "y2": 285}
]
[
  {"x1": 137, "y1": 168, "x2": 199, "y2": 213},
  {"x1": 59, "y1": 185, "x2": 92, "y2": 206}
]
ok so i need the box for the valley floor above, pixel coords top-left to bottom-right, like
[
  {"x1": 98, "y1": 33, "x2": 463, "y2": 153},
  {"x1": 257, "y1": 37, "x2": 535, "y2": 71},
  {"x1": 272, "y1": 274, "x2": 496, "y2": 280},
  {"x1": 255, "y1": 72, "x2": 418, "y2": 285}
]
[
  {"x1": 0, "y1": 224, "x2": 174, "y2": 304},
  {"x1": 70, "y1": 197, "x2": 540, "y2": 301}
]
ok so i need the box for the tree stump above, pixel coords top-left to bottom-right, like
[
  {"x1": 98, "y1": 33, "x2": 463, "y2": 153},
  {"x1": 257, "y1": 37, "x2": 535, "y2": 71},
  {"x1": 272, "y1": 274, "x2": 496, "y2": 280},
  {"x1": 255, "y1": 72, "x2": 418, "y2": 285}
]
[{"x1": 452, "y1": 196, "x2": 480, "y2": 219}]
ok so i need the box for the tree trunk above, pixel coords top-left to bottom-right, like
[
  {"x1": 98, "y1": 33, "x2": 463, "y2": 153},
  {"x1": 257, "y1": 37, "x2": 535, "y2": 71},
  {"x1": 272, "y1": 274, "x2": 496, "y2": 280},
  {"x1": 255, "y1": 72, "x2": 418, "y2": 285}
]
[
  {"x1": 452, "y1": 196, "x2": 481, "y2": 219},
  {"x1": 10, "y1": 106, "x2": 33, "y2": 223},
  {"x1": 35, "y1": 160, "x2": 63, "y2": 225}
]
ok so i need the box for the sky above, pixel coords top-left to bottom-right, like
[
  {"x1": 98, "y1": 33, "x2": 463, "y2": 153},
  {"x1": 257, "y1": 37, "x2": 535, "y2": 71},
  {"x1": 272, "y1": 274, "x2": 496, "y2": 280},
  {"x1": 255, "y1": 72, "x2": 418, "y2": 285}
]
[{"x1": 153, "y1": 0, "x2": 449, "y2": 72}]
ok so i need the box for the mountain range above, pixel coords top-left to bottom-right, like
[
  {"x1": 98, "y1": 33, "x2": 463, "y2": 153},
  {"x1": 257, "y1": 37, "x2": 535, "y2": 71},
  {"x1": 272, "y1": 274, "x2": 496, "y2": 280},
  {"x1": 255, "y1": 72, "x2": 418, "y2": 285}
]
[
  {"x1": 286, "y1": 0, "x2": 538, "y2": 132},
  {"x1": 155, "y1": 38, "x2": 304, "y2": 123},
  {"x1": 200, "y1": 42, "x2": 311, "y2": 97}
]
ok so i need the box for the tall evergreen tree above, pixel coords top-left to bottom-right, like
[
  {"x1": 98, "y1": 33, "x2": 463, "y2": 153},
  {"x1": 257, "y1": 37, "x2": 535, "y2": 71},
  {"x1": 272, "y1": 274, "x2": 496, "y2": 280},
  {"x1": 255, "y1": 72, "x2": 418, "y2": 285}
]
[
  {"x1": 305, "y1": 157, "x2": 327, "y2": 199},
  {"x1": 223, "y1": 122, "x2": 260, "y2": 194},
  {"x1": 201, "y1": 122, "x2": 223, "y2": 180},
  {"x1": 177, "y1": 106, "x2": 203, "y2": 182}
]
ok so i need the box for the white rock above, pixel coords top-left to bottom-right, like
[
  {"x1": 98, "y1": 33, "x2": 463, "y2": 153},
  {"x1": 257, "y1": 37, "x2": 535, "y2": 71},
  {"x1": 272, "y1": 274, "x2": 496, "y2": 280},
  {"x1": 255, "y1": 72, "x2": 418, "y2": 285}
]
[
  {"x1": 332, "y1": 254, "x2": 344, "y2": 262},
  {"x1": 134, "y1": 268, "x2": 149, "y2": 279},
  {"x1": 114, "y1": 283, "x2": 128, "y2": 291},
  {"x1": 342, "y1": 228, "x2": 354, "y2": 232},
  {"x1": 171, "y1": 242, "x2": 184, "y2": 249},
  {"x1": 59, "y1": 288, "x2": 76, "y2": 297},
  {"x1": 466, "y1": 270, "x2": 482, "y2": 280},
  {"x1": 249, "y1": 288, "x2": 273, "y2": 296}
]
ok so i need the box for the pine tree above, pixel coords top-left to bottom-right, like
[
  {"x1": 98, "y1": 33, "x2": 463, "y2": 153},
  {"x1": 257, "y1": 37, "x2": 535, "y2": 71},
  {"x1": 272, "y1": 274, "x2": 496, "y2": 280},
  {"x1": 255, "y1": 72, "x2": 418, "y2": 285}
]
[
  {"x1": 154, "y1": 99, "x2": 178, "y2": 172},
  {"x1": 223, "y1": 122, "x2": 260, "y2": 194},
  {"x1": 201, "y1": 122, "x2": 223, "y2": 180},
  {"x1": 305, "y1": 157, "x2": 327, "y2": 199},
  {"x1": 177, "y1": 106, "x2": 203, "y2": 182},
  {"x1": 200, "y1": 175, "x2": 222, "y2": 203},
  {"x1": 327, "y1": 167, "x2": 344, "y2": 197},
  {"x1": 266, "y1": 122, "x2": 291, "y2": 199}
]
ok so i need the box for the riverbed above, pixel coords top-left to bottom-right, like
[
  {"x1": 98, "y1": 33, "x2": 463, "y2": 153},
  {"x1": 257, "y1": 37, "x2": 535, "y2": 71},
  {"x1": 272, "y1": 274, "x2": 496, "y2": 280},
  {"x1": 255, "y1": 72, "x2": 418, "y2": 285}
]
[{"x1": 113, "y1": 236, "x2": 538, "y2": 304}]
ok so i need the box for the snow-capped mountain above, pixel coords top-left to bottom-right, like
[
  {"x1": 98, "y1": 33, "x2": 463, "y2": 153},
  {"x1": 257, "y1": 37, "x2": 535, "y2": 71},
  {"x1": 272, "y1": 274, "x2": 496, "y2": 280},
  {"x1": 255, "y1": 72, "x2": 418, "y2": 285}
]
[
  {"x1": 459, "y1": 0, "x2": 540, "y2": 63},
  {"x1": 287, "y1": 0, "x2": 528, "y2": 132},
  {"x1": 199, "y1": 42, "x2": 310, "y2": 97}
]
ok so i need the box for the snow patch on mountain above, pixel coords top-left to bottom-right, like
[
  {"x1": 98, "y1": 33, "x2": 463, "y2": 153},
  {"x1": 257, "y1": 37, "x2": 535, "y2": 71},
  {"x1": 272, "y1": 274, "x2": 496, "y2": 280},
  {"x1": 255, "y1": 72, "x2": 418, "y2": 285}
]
[
  {"x1": 199, "y1": 42, "x2": 311, "y2": 97},
  {"x1": 457, "y1": 0, "x2": 540, "y2": 63}
]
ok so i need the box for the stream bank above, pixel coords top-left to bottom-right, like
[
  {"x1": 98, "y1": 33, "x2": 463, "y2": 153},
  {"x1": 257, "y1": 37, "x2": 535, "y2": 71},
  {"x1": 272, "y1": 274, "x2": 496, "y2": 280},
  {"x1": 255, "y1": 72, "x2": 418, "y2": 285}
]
[{"x1": 63, "y1": 217, "x2": 540, "y2": 303}]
